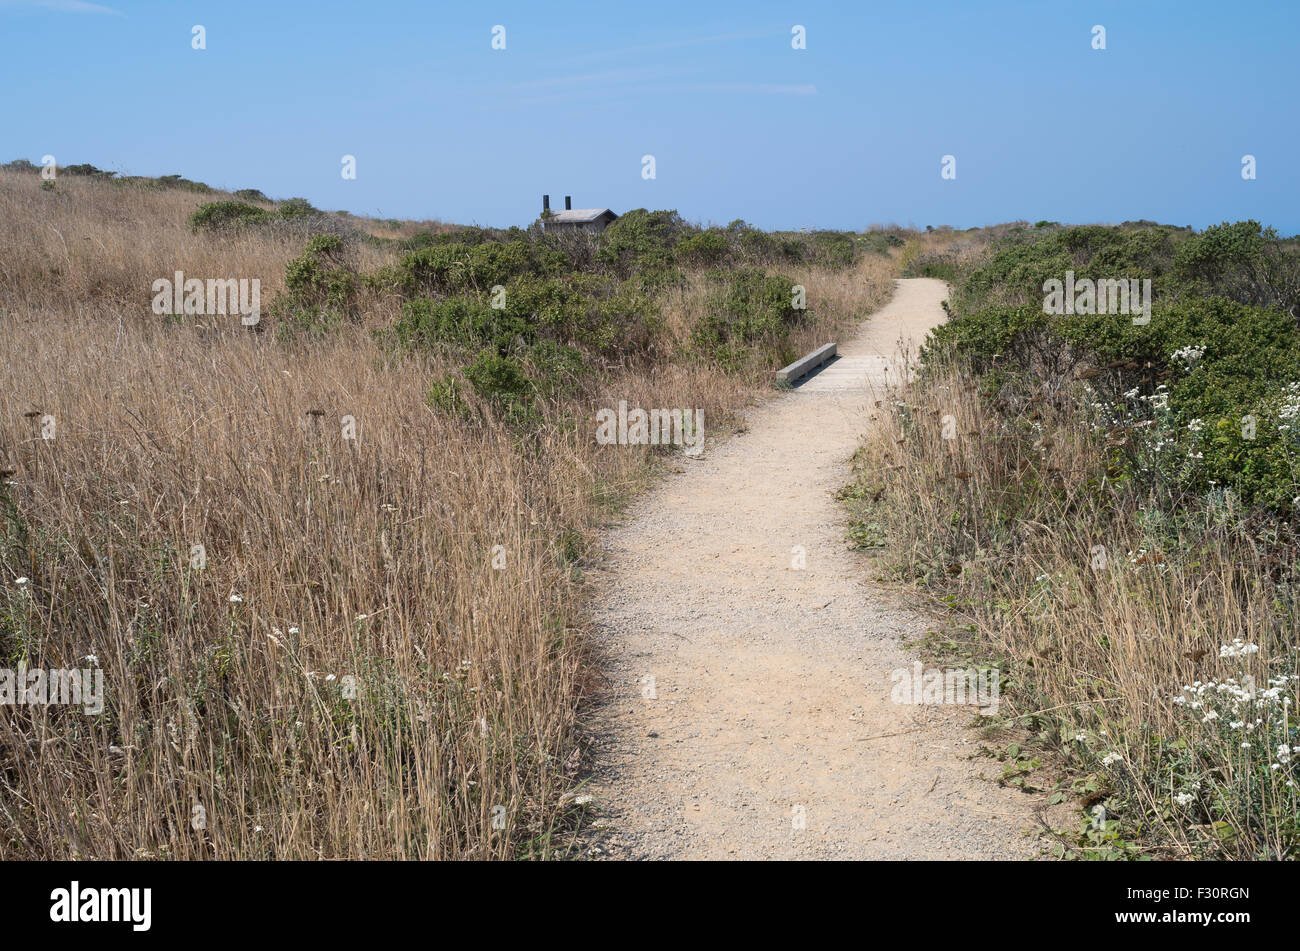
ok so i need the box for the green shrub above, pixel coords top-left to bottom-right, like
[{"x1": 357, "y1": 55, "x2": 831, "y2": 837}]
[
  {"x1": 425, "y1": 340, "x2": 584, "y2": 429},
  {"x1": 597, "y1": 209, "x2": 688, "y2": 275},
  {"x1": 675, "y1": 230, "x2": 731, "y2": 268},
  {"x1": 953, "y1": 224, "x2": 1184, "y2": 312},
  {"x1": 463, "y1": 352, "x2": 534, "y2": 422},
  {"x1": 62, "y1": 163, "x2": 115, "y2": 179},
  {"x1": 861, "y1": 231, "x2": 905, "y2": 255},
  {"x1": 810, "y1": 231, "x2": 856, "y2": 269},
  {"x1": 522, "y1": 339, "x2": 586, "y2": 397},
  {"x1": 392, "y1": 273, "x2": 658, "y2": 361},
  {"x1": 1171, "y1": 220, "x2": 1300, "y2": 314},
  {"x1": 1172, "y1": 220, "x2": 1268, "y2": 294},
  {"x1": 735, "y1": 228, "x2": 806, "y2": 265},
  {"x1": 233, "y1": 188, "x2": 270, "y2": 202},
  {"x1": 929, "y1": 293, "x2": 1300, "y2": 511},
  {"x1": 278, "y1": 197, "x2": 318, "y2": 219},
  {"x1": 156, "y1": 173, "x2": 213, "y2": 193},
  {"x1": 271, "y1": 234, "x2": 360, "y2": 336},
  {"x1": 398, "y1": 231, "x2": 465, "y2": 252},
  {"x1": 509, "y1": 273, "x2": 656, "y2": 356},
  {"x1": 930, "y1": 219, "x2": 1300, "y2": 511},
  {"x1": 386, "y1": 241, "x2": 568, "y2": 297},
  {"x1": 426, "y1": 374, "x2": 476, "y2": 421},
  {"x1": 694, "y1": 268, "x2": 801, "y2": 368},
  {"x1": 394, "y1": 296, "x2": 515, "y2": 353},
  {"x1": 729, "y1": 228, "x2": 871, "y2": 270},
  {"x1": 188, "y1": 200, "x2": 271, "y2": 231}
]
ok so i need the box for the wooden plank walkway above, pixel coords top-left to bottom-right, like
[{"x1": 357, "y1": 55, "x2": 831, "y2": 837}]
[{"x1": 793, "y1": 278, "x2": 948, "y2": 393}]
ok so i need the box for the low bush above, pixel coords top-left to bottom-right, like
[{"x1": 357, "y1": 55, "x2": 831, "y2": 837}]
[
  {"x1": 385, "y1": 241, "x2": 569, "y2": 297},
  {"x1": 1171, "y1": 220, "x2": 1300, "y2": 315},
  {"x1": 693, "y1": 268, "x2": 801, "y2": 368},
  {"x1": 271, "y1": 234, "x2": 361, "y2": 337},
  {"x1": 674, "y1": 230, "x2": 730, "y2": 268},
  {"x1": 154, "y1": 173, "x2": 213, "y2": 193},
  {"x1": 189, "y1": 200, "x2": 270, "y2": 231},
  {"x1": 596, "y1": 208, "x2": 689, "y2": 275},
  {"x1": 62, "y1": 163, "x2": 116, "y2": 179},
  {"x1": 278, "y1": 197, "x2": 318, "y2": 219},
  {"x1": 950, "y1": 224, "x2": 1184, "y2": 312},
  {"x1": 928, "y1": 285, "x2": 1300, "y2": 513}
]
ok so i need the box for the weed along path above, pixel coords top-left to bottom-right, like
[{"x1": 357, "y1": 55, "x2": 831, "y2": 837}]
[{"x1": 583, "y1": 278, "x2": 1048, "y2": 860}]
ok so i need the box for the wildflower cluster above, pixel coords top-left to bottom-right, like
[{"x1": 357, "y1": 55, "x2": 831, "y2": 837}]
[
  {"x1": 1166, "y1": 640, "x2": 1300, "y2": 850},
  {"x1": 1276, "y1": 382, "x2": 1300, "y2": 435},
  {"x1": 1170, "y1": 344, "x2": 1206, "y2": 370}
]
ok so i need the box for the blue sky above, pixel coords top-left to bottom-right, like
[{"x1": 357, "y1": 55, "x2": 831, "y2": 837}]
[{"x1": 2, "y1": 0, "x2": 1297, "y2": 233}]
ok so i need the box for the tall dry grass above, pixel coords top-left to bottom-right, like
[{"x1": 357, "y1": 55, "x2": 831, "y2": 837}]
[
  {"x1": 848, "y1": 364, "x2": 1300, "y2": 858},
  {"x1": 0, "y1": 168, "x2": 895, "y2": 858}
]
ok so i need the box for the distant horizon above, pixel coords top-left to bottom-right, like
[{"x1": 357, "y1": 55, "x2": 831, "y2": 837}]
[
  {"x1": 5, "y1": 0, "x2": 1296, "y2": 233},
  {"x1": 7, "y1": 156, "x2": 1289, "y2": 239}
]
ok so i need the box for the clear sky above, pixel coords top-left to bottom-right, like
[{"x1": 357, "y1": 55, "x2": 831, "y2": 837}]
[{"x1": 3, "y1": 0, "x2": 1297, "y2": 233}]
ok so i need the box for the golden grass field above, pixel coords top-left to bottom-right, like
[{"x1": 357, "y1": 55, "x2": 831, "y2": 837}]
[{"x1": 0, "y1": 169, "x2": 894, "y2": 858}]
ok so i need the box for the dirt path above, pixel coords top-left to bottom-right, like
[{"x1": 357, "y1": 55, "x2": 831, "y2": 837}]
[{"x1": 582, "y1": 278, "x2": 1047, "y2": 860}]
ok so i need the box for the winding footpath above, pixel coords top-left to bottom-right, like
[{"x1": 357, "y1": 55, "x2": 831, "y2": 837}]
[{"x1": 583, "y1": 279, "x2": 1048, "y2": 860}]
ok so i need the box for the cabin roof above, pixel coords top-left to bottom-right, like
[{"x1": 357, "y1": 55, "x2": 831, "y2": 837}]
[{"x1": 546, "y1": 208, "x2": 616, "y2": 223}]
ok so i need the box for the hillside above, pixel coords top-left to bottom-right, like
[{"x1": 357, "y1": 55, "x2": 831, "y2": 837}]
[{"x1": 0, "y1": 162, "x2": 894, "y2": 859}]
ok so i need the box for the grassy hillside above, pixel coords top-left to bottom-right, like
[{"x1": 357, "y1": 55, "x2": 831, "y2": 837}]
[
  {"x1": 0, "y1": 163, "x2": 896, "y2": 859},
  {"x1": 848, "y1": 221, "x2": 1300, "y2": 858}
]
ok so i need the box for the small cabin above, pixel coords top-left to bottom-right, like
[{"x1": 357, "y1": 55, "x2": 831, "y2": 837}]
[{"x1": 539, "y1": 195, "x2": 617, "y2": 234}]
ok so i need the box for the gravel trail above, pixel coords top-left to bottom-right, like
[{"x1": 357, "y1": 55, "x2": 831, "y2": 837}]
[{"x1": 583, "y1": 279, "x2": 1047, "y2": 860}]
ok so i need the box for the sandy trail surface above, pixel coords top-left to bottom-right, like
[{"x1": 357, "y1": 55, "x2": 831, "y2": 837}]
[{"x1": 582, "y1": 279, "x2": 1047, "y2": 859}]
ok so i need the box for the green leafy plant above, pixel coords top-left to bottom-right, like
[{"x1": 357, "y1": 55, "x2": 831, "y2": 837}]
[
  {"x1": 271, "y1": 234, "x2": 360, "y2": 336},
  {"x1": 188, "y1": 200, "x2": 270, "y2": 231}
]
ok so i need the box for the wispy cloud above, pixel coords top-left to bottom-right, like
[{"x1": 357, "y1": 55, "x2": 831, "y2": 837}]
[{"x1": 0, "y1": 0, "x2": 125, "y2": 14}]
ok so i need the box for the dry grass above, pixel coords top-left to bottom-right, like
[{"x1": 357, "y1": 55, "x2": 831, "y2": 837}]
[
  {"x1": 849, "y1": 365, "x2": 1300, "y2": 858},
  {"x1": 0, "y1": 169, "x2": 895, "y2": 858},
  {"x1": 655, "y1": 250, "x2": 896, "y2": 379}
]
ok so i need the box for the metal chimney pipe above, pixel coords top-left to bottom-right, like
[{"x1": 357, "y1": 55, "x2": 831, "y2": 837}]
[
  {"x1": 564, "y1": 196, "x2": 572, "y2": 210},
  {"x1": 542, "y1": 194, "x2": 550, "y2": 212}
]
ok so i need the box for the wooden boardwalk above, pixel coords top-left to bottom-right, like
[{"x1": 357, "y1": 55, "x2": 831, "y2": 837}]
[{"x1": 793, "y1": 278, "x2": 948, "y2": 393}]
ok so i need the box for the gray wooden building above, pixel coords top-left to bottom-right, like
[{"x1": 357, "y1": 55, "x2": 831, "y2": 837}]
[{"x1": 540, "y1": 195, "x2": 617, "y2": 233}]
